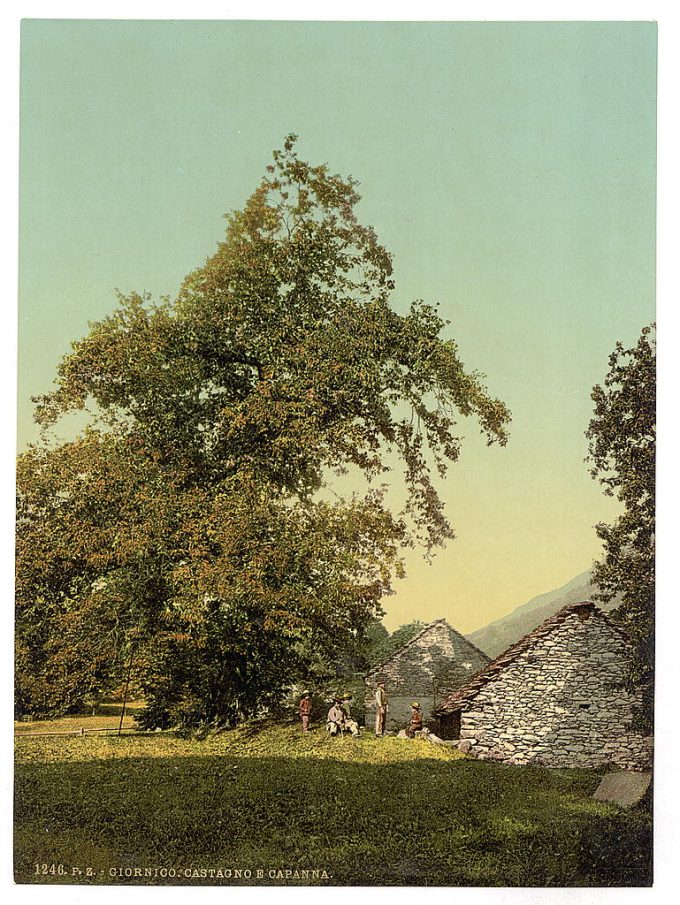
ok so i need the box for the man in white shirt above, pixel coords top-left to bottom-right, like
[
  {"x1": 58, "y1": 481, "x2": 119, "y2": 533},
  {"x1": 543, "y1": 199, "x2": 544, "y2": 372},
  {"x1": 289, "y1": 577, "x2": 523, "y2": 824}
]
[
  {"x1": 326, "y1": 698, "x2": 345, "y2": 736},
  {"x1": 374, "y1": 681, "x2": 389, "y2": 736}
]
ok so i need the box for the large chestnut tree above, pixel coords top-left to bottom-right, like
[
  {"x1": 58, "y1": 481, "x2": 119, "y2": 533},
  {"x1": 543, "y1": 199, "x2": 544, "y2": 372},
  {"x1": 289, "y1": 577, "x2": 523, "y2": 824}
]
[{"x1": 16, "y1": 137, "x2": 510, "y2": 726}]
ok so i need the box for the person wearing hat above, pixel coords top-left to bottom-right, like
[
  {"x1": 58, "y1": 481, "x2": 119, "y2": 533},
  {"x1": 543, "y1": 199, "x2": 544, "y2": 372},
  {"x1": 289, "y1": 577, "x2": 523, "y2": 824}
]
[
  {"x1": 340, "y1": 693, "x2": 360, "y2": 738},
  {"x1": 374, "y1": 681, "x2": 389, "y2": 737},
  {"x1": 299, "y1": 690, "x2": 312, "y2": 732},
  {"x1": 326, "y1": 696, "x2": 346, "y2": 737},
  {"x1": 405, "y1": 701, "x2": 423, "y2": 738}
]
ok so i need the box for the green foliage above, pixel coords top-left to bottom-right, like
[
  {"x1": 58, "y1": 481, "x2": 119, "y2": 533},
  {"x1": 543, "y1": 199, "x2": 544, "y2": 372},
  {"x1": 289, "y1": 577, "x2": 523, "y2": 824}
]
[
  {"x1": 362, "y1": 617, "x2": 390, "y2": 651},
  {"x1": 15, "y1": 433, "x2": 158, "y2": 717},
  {"x1": 17, "y1": 136, "x2": 510, "y2": 725},
  {"x1": 15, "y1": 722, "x2": 650, "y2": 887},
  {"x1": 586, "y1": 326, "x2": 655, "y2": 728}
]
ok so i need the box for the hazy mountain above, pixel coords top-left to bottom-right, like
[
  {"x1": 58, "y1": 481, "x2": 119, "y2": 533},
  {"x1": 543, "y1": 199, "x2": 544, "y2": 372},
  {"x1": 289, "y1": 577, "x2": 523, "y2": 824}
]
[{"x1": 466, "y1": 570, "x2": 616, "y2": 658}]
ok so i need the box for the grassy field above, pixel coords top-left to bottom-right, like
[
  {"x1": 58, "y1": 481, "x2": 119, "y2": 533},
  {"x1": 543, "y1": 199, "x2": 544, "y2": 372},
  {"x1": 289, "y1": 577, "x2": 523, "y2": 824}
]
[
  {"x1": 14, "y1": 719, "x2": 652, "y2": 887},
  {"x1": 14, "y1": 701, "x2": 144, "y2": 735}
]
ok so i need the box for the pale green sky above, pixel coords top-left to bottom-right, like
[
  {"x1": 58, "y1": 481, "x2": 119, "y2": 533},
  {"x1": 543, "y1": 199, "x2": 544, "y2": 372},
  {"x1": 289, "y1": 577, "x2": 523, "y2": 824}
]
[{"x1": 18, "y1": 20, "x2": 656, "y2": 633}]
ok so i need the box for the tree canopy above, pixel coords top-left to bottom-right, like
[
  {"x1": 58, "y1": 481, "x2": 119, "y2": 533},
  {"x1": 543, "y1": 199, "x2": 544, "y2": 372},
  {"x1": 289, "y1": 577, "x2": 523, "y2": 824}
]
[
  {"x1": 586, "y1": 325, "x2": 655, "y2": 727},
  {"x1": 16, "y1": 136, "x2": 510, "y2": 725}
]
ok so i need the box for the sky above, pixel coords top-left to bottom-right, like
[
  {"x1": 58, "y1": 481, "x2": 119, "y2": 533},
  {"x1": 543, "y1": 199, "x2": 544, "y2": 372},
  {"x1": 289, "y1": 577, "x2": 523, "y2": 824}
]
[{"x1": 17, "y1": 19, "x2": 657, "y2": 633}]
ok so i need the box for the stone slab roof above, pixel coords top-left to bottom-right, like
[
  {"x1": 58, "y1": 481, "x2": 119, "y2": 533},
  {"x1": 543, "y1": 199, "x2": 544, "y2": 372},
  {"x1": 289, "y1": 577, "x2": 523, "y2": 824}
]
[
  {"x1": 364, "y1": 618, "x2": 490, "y2": 680},
  {"x1": 434, "y1": 601, "x2": 629, "y2": 715}
]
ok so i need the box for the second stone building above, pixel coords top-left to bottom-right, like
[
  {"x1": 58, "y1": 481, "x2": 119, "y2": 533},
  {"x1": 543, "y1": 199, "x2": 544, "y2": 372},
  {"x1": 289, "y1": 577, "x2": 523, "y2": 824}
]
[{"x1": 364, "y1": 619, "x2": 490, "y2": 731}]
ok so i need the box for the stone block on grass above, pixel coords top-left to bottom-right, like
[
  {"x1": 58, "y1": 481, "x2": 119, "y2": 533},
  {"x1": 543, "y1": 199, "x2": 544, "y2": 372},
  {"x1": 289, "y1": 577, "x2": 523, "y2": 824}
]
[{"x1": 593, "y1": 771, "x2": 651, "y2": 808}]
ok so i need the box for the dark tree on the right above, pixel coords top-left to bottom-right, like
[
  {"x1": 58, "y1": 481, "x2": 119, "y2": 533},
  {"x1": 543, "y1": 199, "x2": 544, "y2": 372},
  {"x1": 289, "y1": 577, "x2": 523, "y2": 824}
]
[{"x1": 586, "y1": 325, "x2": 655, "y2": 730}]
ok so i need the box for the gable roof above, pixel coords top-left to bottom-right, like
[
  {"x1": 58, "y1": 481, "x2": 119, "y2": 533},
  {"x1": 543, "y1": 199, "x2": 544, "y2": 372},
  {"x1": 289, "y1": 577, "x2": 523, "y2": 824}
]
[
  {"x1": 365, "y1": 618, "x2": 490, "y2": 680},
  {"x1": 434, "y1": 601, "x2": 629, "y2": 715}
]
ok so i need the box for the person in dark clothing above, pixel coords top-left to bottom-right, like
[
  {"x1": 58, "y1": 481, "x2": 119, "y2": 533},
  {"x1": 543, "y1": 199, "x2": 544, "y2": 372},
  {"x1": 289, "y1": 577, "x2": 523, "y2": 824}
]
[
  {"x1": 406, "y1": 701, "x2": 423, "y2": 738},
  {"x1": 341, "y1": 692, "x2": 360, "y2": 737}
]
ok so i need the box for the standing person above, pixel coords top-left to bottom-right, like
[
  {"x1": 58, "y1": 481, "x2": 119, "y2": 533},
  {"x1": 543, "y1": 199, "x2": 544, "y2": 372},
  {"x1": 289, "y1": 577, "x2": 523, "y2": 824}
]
[
  {"x1": 299, "y1": 690, "x2": 312, "y2": 732},
  {"x1": 374, "y1": 681, "x2": 389, "y2": 737}
]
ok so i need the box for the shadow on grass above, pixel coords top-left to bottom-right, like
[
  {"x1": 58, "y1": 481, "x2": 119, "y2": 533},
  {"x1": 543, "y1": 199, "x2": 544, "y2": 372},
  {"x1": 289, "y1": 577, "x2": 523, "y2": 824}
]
[{"x1": 14, "y1": 752, "x2": 652, "y2": 887}]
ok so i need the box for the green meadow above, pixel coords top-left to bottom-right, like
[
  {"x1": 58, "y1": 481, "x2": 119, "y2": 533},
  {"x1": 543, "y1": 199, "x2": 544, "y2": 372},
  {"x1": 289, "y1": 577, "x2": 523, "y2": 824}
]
[{"x1": 14, "y1": 719, "x2": 652, "y2": 887}]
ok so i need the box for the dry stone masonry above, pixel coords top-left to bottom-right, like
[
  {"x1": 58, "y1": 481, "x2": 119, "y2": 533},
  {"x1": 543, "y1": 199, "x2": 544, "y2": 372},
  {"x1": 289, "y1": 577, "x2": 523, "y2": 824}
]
[
  {"x1": 364, "y1": 619, "x2": 490, "y2": 730},
  {"x1": 435, "y1": 602, "x2": 652, "y2": 770}
]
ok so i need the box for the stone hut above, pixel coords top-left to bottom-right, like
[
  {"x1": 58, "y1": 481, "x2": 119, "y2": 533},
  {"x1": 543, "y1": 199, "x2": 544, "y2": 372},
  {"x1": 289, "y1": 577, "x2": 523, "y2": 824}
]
[
  {"x1": 364, "y1": 619, "x2": 490, "y2": 731},
  {"x1": 434, "y1": 602, "x2": 652, "y2": 770}
]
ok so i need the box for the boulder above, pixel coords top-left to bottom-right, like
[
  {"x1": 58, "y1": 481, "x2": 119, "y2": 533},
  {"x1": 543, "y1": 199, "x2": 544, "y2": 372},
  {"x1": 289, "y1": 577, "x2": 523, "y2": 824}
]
[{"x1": 593, "y1": 771, "x2": 652, "y2": 808}]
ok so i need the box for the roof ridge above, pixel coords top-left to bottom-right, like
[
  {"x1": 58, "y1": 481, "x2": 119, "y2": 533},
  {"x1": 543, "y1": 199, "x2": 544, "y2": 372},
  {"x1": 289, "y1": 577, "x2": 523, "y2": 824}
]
[
  {"x1": 365, "y1": 617, "x2": 477, "y2": 678},
  {"x1": 365, "y1": 619, "x2": 444, "y2": 677},
  {"x1": 454, "y1": 626, "x2": 492, "y2": 663},
  {"x1": 434, "y1": 601, "x2": 605, "y2": 715}
]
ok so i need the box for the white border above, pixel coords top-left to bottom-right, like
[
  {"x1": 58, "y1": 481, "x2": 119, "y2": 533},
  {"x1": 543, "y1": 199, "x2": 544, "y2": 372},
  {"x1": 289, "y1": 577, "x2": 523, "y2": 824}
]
[{"x1": 2, "y1": 4, "x2": 677, "y2": 904}]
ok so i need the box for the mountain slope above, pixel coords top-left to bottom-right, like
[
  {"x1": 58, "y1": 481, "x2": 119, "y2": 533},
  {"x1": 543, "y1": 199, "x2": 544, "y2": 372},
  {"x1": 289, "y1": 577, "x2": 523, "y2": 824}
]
[{"x1": 465, "y1": 570, "x2": 616, "y2": 658}]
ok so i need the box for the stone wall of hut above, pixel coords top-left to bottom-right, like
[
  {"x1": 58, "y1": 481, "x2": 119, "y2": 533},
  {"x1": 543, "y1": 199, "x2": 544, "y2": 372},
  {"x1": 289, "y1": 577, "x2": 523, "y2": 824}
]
[
  {"x1": 365, "y1": 620, "x2": 489, "y2": 731},
  {"x1": 456, "y1": 609, "x2": 651, "y2": 770}
]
